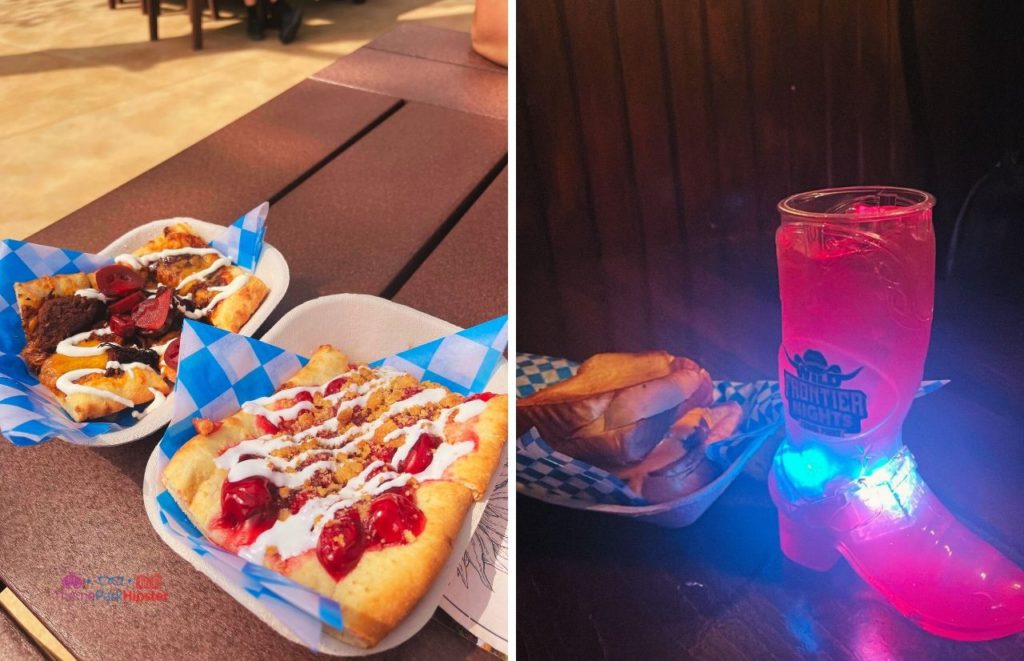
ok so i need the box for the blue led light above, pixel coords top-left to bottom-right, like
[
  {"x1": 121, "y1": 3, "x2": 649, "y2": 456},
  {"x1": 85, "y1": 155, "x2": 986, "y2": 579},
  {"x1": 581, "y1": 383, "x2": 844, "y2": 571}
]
[
  {"x1": 778, "y1": 445, "x2": 837, "y2": 496},
  {"x1": 775, "y1": 440, "x2": 923, "y2": 520}
]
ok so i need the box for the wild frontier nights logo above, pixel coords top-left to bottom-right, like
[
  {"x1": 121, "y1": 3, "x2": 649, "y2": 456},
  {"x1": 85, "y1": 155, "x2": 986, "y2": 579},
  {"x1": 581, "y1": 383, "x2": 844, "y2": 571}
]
[
  {"x1": 784, "y1": 349, "x2": 868, "y2": 437},
  {"x1": 55, "y1": 572, "x2": 167, "y2": 604}
]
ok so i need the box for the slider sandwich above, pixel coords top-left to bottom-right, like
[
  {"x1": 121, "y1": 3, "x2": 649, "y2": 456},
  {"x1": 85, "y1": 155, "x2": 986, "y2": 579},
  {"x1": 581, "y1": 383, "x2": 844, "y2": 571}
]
[{"x1": 518, "y1": 351, "x2": 742, "y2": 502}]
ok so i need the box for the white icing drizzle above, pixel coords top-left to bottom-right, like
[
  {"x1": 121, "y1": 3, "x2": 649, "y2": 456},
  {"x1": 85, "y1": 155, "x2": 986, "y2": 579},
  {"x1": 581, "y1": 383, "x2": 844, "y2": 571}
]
[
  {"x1": 56, "y1": 327, "x2": 113, "y2": 357},
  {"x1": 56, "y1": 367, "x2": 134, "y2": 407},
  {"x1": 388, "y1": 399, "x2": 487, "y2": 469},
  {"x1": 238, "y1": 368, "x2": 399, "y2": 418},
  {"x1": 150, "y1": 337, "x2": 177, "y2": 357},
  {"x1": 114, "y1": 254, "x2": 143, "y2": 269},
  {"x1": 214, "y1": 367, "x2": 494, "y2": 563},
  {"x1": 175, "y1": 256, "x2": 232, "y2": 292},
  {"x1": 113, "y1": 246, "x2": 249, "y2": 320},
  {"x1": 228, "y1": 456, "x2": 336, "y2": 488},
  {"x1": 323, "y1": 371, "x2": 400, "y2": 406},
  {"x1": 414, "y1": 441, "x2": 475, "y2": 481},
  {"x1": 73, "y1": 288, "x2": 109, "y2": 302},
  {"x1": 293, "y1": 416, "x2": 339, "y2": 442},
  {"x1": 179, "y1": 275, "x2": 250, "y2": 320},
  {"x1": 55, "y1": 360, "x2": 160, "y2": 409},
  {"x1": 114, "y1": 247, "x2": 222, "y2": 269},
  {"x1": 242, "y1": 399, "x2": 314, "y2": 426},
  {"x1": 393, "y1": 387, "x2": 446, "y2": 410},
  {"x1": 454, "y1": 398, "x2": 488, "y2": 423},
  {"x1": 244, "y1": 385, "x2": 321, "y2": 408},
  {"x1": 132, "y1": 387, "x2": 166, "y2": 419}
]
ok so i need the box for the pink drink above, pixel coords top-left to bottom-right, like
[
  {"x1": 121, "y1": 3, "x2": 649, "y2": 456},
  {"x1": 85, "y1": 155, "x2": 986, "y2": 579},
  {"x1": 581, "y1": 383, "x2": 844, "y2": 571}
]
[
  {"x1": 771, "y1": 188, "x2": 1024, "y2": 642},
  {"x1": 776, "y1": 188, "x2": 935, "y2": 464}
]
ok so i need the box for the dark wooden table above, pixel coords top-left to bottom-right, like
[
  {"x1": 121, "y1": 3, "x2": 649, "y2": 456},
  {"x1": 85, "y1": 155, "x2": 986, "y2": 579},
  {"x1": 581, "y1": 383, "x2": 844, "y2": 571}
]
[
  {"x1": 0, "y1": 600, "x2": 44, "y2": 660},
  {"x1": 518, "y1": 238, "x2": 1024, "y2": 660},
  {"x1": 0, "y1": 24, "x2": 506, "y2": 660}
]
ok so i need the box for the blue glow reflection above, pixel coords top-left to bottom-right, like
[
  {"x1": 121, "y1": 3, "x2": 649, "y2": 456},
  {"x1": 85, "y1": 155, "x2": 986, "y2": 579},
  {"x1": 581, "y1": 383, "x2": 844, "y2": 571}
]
[{"x1": 775, "y1": 441, "x2": 923, "y2": 519}]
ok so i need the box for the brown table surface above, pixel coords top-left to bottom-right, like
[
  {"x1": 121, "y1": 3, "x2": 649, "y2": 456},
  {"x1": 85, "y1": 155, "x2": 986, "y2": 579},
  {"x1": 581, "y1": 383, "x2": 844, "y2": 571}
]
[
  {"x1": 0, "y1": 606, "x2": 43, "y2": 661},
  {"x1": 0, "y1": 25, "x2": 506, "y2": 661},
  {"x1": 518, "y1": 238, "x2": 1024, "y2": 660}
]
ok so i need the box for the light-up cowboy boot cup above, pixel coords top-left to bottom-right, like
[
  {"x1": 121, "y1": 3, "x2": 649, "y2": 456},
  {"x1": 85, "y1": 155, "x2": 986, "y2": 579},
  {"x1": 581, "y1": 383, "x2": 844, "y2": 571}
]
[{"x1": 769, "y1": 187, "x2": 1024, "y2": 642}]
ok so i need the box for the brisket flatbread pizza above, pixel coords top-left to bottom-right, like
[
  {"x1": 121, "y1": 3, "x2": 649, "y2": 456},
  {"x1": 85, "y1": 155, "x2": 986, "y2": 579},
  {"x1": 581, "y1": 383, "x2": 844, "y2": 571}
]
[{"x1": 14, "y1": 223, "x2": 269, "y2": 421}]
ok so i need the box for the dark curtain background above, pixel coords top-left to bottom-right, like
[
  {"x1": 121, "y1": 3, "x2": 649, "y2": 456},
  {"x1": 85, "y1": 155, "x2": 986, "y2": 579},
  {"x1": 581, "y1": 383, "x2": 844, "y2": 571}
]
[{"x1": 518, "y1": 0, "x2": 1024, "y2": 361}]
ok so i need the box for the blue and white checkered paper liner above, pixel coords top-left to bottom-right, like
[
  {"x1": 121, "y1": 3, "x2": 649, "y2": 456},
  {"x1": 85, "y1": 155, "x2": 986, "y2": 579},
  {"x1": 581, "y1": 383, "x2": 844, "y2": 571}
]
[
  {"x1": 516, "y1": 353, "x2": 948, "y2": 507},
  {"x1": 153, "y1": 315, "x2": 507, "y2": 650},
  {"x1": 0, "y1": 205, "x2": 269, "y2": 446},
  {"x1": 210, "y1": 203, "x2": 268, "y2": 271}
]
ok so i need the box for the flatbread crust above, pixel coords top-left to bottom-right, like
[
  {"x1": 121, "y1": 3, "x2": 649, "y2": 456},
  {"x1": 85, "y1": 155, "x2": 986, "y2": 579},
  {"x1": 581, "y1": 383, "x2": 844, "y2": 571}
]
[
  {"x1": 207, "y1": 268, "x2": 269, "y2": 333},
  {"x1": 282, "y1": 345, "x2": 352, "y2": 388},
  {"x1": 58, "y1": 366, "x2": 171, "y2": 422},
  {"x1": 161, "y1": 347, "x2": 506, "y2": 648},
  {"x1": 132, "y1": 221, "x2": 207, "y2": 255},
  {"x1": 445, "y1": 396, "x2": 507, "y2": 499},
  {"x1": 178, "y1": 468, "x2": 472, "y2": 648},
  {"x1": 283, "y1": 481, "x2": 473, "y2": 648},
  {"x1": 163, "y1": 414, "x2": 256, "y2": 509}
]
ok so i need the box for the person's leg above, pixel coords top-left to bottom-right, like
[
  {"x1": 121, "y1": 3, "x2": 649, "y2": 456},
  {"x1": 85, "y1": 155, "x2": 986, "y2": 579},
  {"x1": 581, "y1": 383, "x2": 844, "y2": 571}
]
[
  {"x1": 267, "y1": 0, "x2": 303, "y2": 44},
  {"x1": 243, "y1": 0, "x2": 264, "y2": 41}
]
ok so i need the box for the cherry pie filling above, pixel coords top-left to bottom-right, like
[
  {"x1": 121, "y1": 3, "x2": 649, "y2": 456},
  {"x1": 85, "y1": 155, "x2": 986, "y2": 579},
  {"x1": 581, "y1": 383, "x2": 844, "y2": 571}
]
[
  {"x1": 210, "y1": 365, "x2": 495, "y2": 579},
  {"x1": 217, "y1": 476, "x2": 279, "y2": 547}
]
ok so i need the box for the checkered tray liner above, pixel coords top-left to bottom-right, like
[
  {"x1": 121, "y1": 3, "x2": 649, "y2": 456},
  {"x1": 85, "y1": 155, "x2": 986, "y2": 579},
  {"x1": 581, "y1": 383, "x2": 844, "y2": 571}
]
[
  {"x1": 516, "y1": 353, "x2": 948, "y2": 509},
  {"x1": 0, "y1": 204, "x2": 269, "y2": 445},
  {"x1": 152, "y1": 315, "x2": 507, "y2": 649}
]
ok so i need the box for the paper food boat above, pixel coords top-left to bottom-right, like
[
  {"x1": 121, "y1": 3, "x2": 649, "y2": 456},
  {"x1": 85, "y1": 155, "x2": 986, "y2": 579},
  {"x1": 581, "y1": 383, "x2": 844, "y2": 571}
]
[
  {"x1": 0, "y1": 204, "x2": 288, "y2": 446},
  {"x1": 143, "y1": 295, "x2": 508, "y2": 655}
]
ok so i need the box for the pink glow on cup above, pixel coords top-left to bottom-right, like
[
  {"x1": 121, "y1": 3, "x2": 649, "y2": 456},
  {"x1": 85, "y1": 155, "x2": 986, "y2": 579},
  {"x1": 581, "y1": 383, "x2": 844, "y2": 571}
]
[
  {"x1": 770, "y1": 187, "x2": 1024, "y2": 642},
  {"x1": 776, "y1": 187, "x2": 935, "y2": 465}
]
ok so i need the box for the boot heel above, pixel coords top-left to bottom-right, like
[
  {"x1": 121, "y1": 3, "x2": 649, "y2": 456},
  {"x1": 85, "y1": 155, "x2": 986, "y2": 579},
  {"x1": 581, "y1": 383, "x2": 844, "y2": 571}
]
[{"x1": 777, "y1": 511, "x2": 840, "y2": 571}]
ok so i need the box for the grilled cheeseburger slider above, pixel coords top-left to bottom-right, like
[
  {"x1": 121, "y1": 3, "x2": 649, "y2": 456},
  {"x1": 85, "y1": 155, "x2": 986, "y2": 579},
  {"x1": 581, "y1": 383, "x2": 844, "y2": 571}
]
[{"x1": 517, "y1": 351, "x2": 741, "y2": 502}]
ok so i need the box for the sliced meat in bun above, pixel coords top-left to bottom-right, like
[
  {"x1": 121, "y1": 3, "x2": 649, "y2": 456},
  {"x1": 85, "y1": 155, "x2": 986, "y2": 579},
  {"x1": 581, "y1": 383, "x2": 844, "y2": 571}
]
[{"x1": 517, "y1": 351, "x2": 713, "y2": 466}]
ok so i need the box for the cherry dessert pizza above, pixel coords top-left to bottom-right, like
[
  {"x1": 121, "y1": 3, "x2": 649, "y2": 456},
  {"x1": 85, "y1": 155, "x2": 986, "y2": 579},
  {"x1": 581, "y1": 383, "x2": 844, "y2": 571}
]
[
  {"x1": 14, "y1": 223, "x2": 269, "y2": 421},
  {"x1": 162, "y1": 345, "x2": 507, "y2": 648}
]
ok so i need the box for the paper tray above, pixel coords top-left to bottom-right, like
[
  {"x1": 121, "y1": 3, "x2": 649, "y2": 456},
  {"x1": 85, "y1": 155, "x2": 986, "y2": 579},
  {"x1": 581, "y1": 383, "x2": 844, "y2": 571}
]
[{"x1": 0, "y1": 212, "x2": 289, "y2": 446}]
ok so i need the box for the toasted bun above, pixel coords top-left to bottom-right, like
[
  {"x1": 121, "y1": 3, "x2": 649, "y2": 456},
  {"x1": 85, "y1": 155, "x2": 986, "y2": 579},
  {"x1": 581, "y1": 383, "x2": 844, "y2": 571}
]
[{"x1": 517, "y1": 351, "x2": 713, "y2": 466}]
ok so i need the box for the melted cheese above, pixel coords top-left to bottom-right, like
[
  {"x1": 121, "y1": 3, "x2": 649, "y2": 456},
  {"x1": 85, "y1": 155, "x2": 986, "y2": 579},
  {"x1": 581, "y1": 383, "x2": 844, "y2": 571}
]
[{"x1": 56, "y1": 328, "x2": 113, "y2": 357}]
